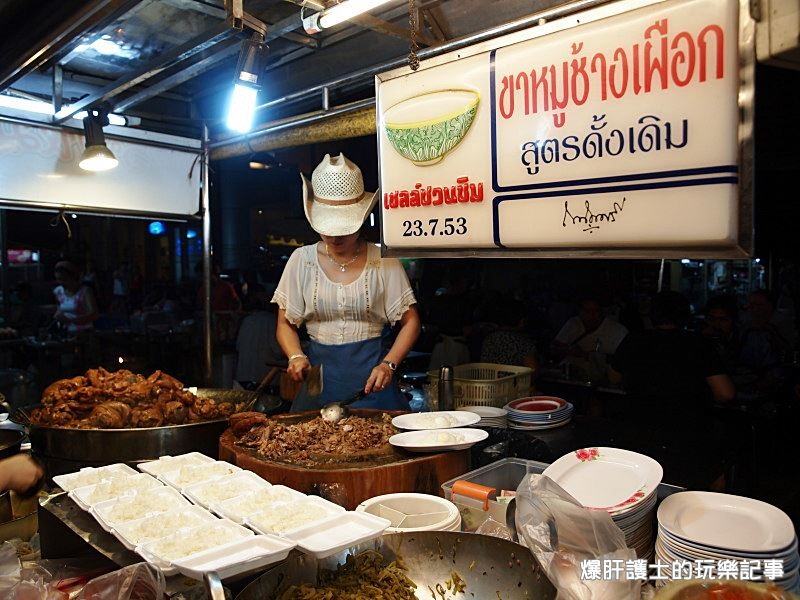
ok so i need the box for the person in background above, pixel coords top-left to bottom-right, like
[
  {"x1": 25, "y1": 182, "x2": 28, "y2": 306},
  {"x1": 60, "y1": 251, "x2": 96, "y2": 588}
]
[
  {"x1": 552, "y1": 297, "x2": 628, "y2": 381},
  {"x1": 235, "y1": 284, "x2": 284, "y2": 386},
  {"x1": 0, "y1": 455, "x2": 42, "y2": 493},
  {"x1": 8, "y1": 282, "x2": 40, "y2": 335},
  {"x1": 702, "y1": 295, "x2": 740, "y2": 371},
  {"x1": 738, "y1": 289, "x2": 794, "y2": 393},
  {"x1": 53, "y1": 261, "x2": 98, "y2": 333},
  {"x1": 196, "y1": 264, "x2": 242, "y2": 312},
  {"x1": 480, "y1": 299, "x2": 538, "y2": 369},
  {"x1": 609, "y1": 292, "x2": 735, "y2": 489},
  {"x1": 110, "y1": 262, "x2": 130, "y2": 315}
]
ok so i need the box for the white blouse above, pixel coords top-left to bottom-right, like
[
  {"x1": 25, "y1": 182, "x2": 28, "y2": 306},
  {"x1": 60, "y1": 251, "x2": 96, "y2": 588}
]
[{"x1": 272, "y1": 244, "x2": 416, "y2": 346}]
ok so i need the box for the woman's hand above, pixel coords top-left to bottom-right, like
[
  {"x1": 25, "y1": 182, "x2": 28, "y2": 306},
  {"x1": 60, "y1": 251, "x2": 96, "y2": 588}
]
[
  {"x1": 287, "y1": 356, "x2": 311, "y2": 382},
  {"x1": 0, "y1": 455, "x2": 43, "y2": 494},
  {"x1": 365, "y1": 363, "x2": 393, "y2": 394}
]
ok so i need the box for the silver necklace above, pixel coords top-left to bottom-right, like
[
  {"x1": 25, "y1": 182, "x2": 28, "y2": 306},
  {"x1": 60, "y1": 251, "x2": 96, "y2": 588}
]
[{"x1": 325, "y1": 243, "x2": 362, "y2": 272}]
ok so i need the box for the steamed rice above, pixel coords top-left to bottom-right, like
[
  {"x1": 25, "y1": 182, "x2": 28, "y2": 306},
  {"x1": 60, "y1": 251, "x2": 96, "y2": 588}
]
[
  {"x1": 117, "y1": 510, "x2": 210, "y2": 545},
  {"x1": 142, "y1": 455, "x2": 208, "y2": 476},
  {"x1": 170, "y1": 463, "x2": 237, "y2": 488},
  {"x1": 190, "y1": 476, "x2": 265, "y2": 505},
  {"x1": 248, "y1": 500, "x2": 332, "y2": 534},
  {"x1": 147, "y1": 524, "x2": 247, "y2": 562},
  {"x1": 100, "y1": 489, "x2": 180, "y2": 523},
  {"x1": 223, "y1": 487, "x2": 297, "y2": 518},
  {"x1": 87, "y1": 475, "x2": 160, "y2": 504},
  {"x1": 61, "y1": 467, "x2": 130, "y2": 491}
]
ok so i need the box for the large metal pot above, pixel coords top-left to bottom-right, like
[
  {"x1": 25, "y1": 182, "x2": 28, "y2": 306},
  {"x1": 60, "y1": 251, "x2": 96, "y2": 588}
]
[
  {"x1": 22, "y1": 389, "x2": 281, "y2": 479},
  {"x1": 234, "y1": 532, "x2": 556, "y2": 599},
  {"x1": 0, "y1": 429, "x2": 24, "y2": 460}
]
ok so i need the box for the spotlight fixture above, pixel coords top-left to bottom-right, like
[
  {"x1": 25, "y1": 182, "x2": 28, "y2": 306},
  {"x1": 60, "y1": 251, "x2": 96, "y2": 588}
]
[
  {"x1": 226, "y1": 32, "x2": 268, "y2": 133},
  {"x1": 78, "y1": 109, "x2": 118, "y2": 172},
  {"x1": 249, "y1": 161, "x2": 272, "y2": 170},
  {"x1": 302, "y1": 0, "x2": 394, "y2": 33}
]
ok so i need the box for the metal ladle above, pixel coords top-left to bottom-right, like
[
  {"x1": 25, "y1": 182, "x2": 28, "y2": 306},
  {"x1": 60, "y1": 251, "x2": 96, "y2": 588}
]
[{"x1": 320, "y1": 390, "x2": 365, "y2": 424}]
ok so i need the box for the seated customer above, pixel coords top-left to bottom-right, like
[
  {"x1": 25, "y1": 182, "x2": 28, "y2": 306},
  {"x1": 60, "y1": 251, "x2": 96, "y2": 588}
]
[
  {"x1": 702, "y1": 295, "x2": 740, "y2": 371},
  {"x1": 609, "y1": 292, "x2": 735, "y2": 489},
  {"x1": 552, "y1": 297, "x2": 628, "y2": 381},
  {"x1": 480, "y1": 299, "x2": 538, "y2": 369}
]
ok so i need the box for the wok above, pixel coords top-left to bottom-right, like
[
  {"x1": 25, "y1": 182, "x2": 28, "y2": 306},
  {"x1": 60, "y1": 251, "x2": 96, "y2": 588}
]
[{"x1": 233, "y1": 531, "x2": 556, "y2": 600}]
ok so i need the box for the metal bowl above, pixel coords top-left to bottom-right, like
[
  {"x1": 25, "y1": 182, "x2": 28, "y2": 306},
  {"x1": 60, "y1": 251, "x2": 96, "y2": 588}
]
[
  {"x1": 235, "y1": 531, "x2": 556, "y2": 599},
  {"x1": 19, "y1": 389, "x2": 282, "y2": 478}
]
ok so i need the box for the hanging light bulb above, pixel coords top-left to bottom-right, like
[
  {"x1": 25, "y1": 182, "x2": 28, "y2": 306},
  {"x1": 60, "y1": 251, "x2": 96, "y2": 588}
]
[
  {"x1": 226, "y1": 33, "x2": 268, "y2": 133},
  {"x1": 78, "y1": 109, "x2": 118, "y2": 172}
]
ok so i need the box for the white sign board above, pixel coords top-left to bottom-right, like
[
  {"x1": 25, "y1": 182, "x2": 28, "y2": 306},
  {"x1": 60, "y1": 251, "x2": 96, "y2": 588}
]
[
  {"x1": 0, "y1": 120, "x2": 200, "y2": 217},
  {"x1": 377, "y1": 0, "x2": 753, "y2": 257}
]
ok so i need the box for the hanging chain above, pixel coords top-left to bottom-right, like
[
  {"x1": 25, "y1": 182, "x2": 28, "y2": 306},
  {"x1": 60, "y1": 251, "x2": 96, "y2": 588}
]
[{"x1": 408, "y1": 0, "x2": 420, "y2": 71}]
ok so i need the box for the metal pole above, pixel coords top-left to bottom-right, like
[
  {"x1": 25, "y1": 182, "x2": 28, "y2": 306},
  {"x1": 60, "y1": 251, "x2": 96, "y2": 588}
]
[
  {"x1": 657, "y1": 259, "x2": 665, "y2": 292},
  {"x1": 201, "y1": 124, "x2": 213, "y2": 385},
  {"x1": 0, "y1": 210, "x2": 8, "y2": 319}
]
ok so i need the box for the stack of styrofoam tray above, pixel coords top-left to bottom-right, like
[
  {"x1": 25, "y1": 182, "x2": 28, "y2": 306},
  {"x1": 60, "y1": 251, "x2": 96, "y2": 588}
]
[
  {"x1": 183, "y1": 471, "x2": 271, "y2": 510},
  {"x1": 137, "y1": 452, "x2": 214, "y2": 478},
  {"x1": 171, "y1": 535, "x2": 296, "y2": 580},
  {"x1": 70, "y1": 473, "x2": 161, "y2": 511},
  {"x1": 92, "y1": 486, "x2": 191, "y2": 533},
  {"x1": 284, "y1": 512, "x2": 393, "y2": 559},
  {"x1": 53, "y1": 464, "x2": 138, "y2": 492},
  {"x1": 158, "y1": 461, "x2": 241, "y2": 492}
]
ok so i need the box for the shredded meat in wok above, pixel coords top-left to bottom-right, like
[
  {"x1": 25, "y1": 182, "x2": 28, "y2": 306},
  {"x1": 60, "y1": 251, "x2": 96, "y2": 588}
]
[
  {"x1": 30, "y1": 368, "x2": 241, "y2": 429},
  {"x1": 230, "y1": 412, "x2": 396, "y2": 466}
]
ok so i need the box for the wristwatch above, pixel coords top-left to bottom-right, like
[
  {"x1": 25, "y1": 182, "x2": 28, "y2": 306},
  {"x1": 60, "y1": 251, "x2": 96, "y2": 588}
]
[{"x1": 381, "y1": 360, "x2": 397, "y2": 372}]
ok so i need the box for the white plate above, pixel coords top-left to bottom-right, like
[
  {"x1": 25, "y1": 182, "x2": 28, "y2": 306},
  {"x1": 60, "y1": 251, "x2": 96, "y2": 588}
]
[
  {"x1": 172, "y1": 535, "x2": 296, "y2": 580},
  {"x1": 457, "y1": 406, "x2": 507, "y2": 418},
  {"x1": 53, "y1": 464, "x2": 138, "y2": 492},
  {"x1": 658, "y1": 492, "x2": 796, "y2": 553},
  {"x1": 659, "y1": 526, "x2": 799, "y2": 559},
  {"x1": 284, "y1": 512, "x2": 391, "y2": 559},
  {"x1": 543, "y1": 447, "x2": 663, "y2": 514},
  {"x1": 391, "y1": 411, "x2": 480, "y2": 431},
  {"x1": 389, "y1": 428, "x2": 488, "y2": 453}
]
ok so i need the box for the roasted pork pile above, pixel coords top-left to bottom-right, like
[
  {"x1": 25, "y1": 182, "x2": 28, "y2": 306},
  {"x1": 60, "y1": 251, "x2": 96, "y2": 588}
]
[
  {"x1": 31, "y1": 368, "x2": 239, "y2": 429},
  {"x1": 230, "y1": 412, "x2": 396, "y2": 466}
]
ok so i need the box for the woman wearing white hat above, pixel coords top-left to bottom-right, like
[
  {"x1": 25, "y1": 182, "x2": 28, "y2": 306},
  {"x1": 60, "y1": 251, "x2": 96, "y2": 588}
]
[{"x1": 272, "y1": 153, "x2": 420, "y2": 411}]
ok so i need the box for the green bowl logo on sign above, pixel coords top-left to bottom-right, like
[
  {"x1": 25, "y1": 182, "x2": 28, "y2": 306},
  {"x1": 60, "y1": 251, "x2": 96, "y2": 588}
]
[{"x1": 383, "y1": 89, "x2": 480, "y2": 166}]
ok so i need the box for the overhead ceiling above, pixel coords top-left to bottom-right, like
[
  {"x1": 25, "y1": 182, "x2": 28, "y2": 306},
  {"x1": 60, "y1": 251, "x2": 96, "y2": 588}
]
[{"x1": 0, "y1": 0, "x2": 551, "y2": 140}]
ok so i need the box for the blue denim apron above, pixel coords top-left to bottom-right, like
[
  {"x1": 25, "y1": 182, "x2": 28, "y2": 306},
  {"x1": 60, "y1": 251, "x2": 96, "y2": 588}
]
[{"x1": 291, "y1": 334, "x2": 409, "y2": 412}]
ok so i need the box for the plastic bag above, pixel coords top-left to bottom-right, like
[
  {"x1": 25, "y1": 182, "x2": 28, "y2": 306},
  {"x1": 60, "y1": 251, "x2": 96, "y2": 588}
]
[
  {"x1": 474, "y1": 516, "x2": 515, "y2": 541},
  {"x1": 76, "y1": 563, "x2": 165, "y2": 600},
  {"x1": 515, "y1": 474, "x2": 641, "y2": 600}
]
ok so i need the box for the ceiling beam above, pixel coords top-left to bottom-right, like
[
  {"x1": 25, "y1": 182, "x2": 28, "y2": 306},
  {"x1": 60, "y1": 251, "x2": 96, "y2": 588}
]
[
  {"x1": 350, "y1": 13, "x2": 439, "y2": 46},
  {"x1": 0, "y1": 0, "x2": 145, "y2": 93},
  {"x1": 53, "y1": 20, "x2": 237, "y2": 123}
]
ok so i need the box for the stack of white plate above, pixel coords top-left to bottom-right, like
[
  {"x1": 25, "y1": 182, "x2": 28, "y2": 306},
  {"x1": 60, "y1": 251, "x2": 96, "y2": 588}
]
[
  {"x1": 656, "y1": 492, "x2": 800, "y2": 592},
  {"x1": 356, "y1": 493, "x2": 461, "y2": 533},
  {"x1": 503, "y1": 396, "x2": 574, "y2": 430},
  {"x1": 457, "y1": 406, "x2": 508, "y2": 428},
  {"x1": 543, "y1": 447, "x2": 663, "y2": 559}
]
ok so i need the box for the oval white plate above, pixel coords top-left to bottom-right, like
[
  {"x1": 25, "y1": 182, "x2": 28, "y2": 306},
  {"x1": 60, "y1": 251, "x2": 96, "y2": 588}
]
[
  {"x1": 543, "y1": 447, "x2": 663, "y2": 514},
  {"x1": 657, "y1": 491, "x2": 796, "y2": 553},
  {"x1": 391, "y1": 411, "x2": 480, "y2": 431},
  {"x1": 389, "y1": 428, "x2": 488, "y2": 453}
]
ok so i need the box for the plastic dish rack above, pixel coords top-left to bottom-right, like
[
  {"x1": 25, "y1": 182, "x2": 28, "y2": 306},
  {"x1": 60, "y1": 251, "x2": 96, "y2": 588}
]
[{"x1": 427, "y1": 363, "x2": 533, "y2": 409}]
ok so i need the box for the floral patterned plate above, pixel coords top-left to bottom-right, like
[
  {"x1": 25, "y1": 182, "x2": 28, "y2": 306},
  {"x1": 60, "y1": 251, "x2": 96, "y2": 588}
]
[{"x1": 542, "y1": 447, "x2": 663, "y2": 516}]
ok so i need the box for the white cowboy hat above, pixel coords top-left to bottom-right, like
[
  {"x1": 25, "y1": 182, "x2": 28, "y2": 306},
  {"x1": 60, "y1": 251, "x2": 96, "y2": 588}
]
[{"x1": 301, "y1": 153, "x2": 377, "y2": 237}]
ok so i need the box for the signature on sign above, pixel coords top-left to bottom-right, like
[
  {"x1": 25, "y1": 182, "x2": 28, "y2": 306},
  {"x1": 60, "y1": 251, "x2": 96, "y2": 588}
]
[{"x1": 562, "y1": 198, "x2": 627, "y2": 233}]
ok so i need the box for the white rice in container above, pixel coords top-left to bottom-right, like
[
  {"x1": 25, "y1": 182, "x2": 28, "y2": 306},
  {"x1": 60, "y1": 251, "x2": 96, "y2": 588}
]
[
  {"x1": 88, "y1": 476, "x2": 159, "y2": 504},
  {"x1": 100, "y1": 489, "x2": 176, "y2": 523},
  {"x1": 248, "y1": 500, "x2": 331, "y2": 534},
  {"x1": 147, "y1": 523, "x2": 247, "y2": 562},
  {"x1": 225, "y1": 488, "x2": 297, "y2": 517},
  {"x1": 190, "y1": 477, "x2": 264, "y2": 506},
  {"x1": 172, "y1": 463, "x2": 237, "y2": 488},
  {"x1": 143, "y1": 455, "x2": 208, "y2": 477},
  {"x1": 117, "y1": 510, "x2": 210, "y2": 546}
]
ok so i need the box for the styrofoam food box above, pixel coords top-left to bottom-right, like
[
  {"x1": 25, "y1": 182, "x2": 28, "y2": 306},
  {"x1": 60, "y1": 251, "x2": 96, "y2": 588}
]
[
  {"x1": 183, "y1": 471, "x2": 270, "y2": 509},
  {"x1": 172, "y1": 535, "x2": 296, "y2": 580},
  {"x1": 284, "y1": 512, "x2": 391, "y2": 559},
  {"x1": 70, "y1": 473, "x2": 161, "y2": 511},
  {"x1": 244, "y1": 496, "x2": 346, "y2": 537},
  {"x1": 137, "y1": 520, "x2": 253, "y2": 576},
  {"x1": 137, "y1": 452, "x2": 214, "y2": 478},
  {"x1": 113, "y1": 505, "x2": 218, "y2": 551},
  {"x1": 159, "y1": 461, "x2": 241, "y2": 492},
  {"x1": 53, "y1": 464, "x2": 138, "y2": 492},
  {"x1": 213, "y1": 485, "x2": 306, "y2": 524},
  {"x1": 92, "y1": 486, "x2": 190, "y2": 533}
]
